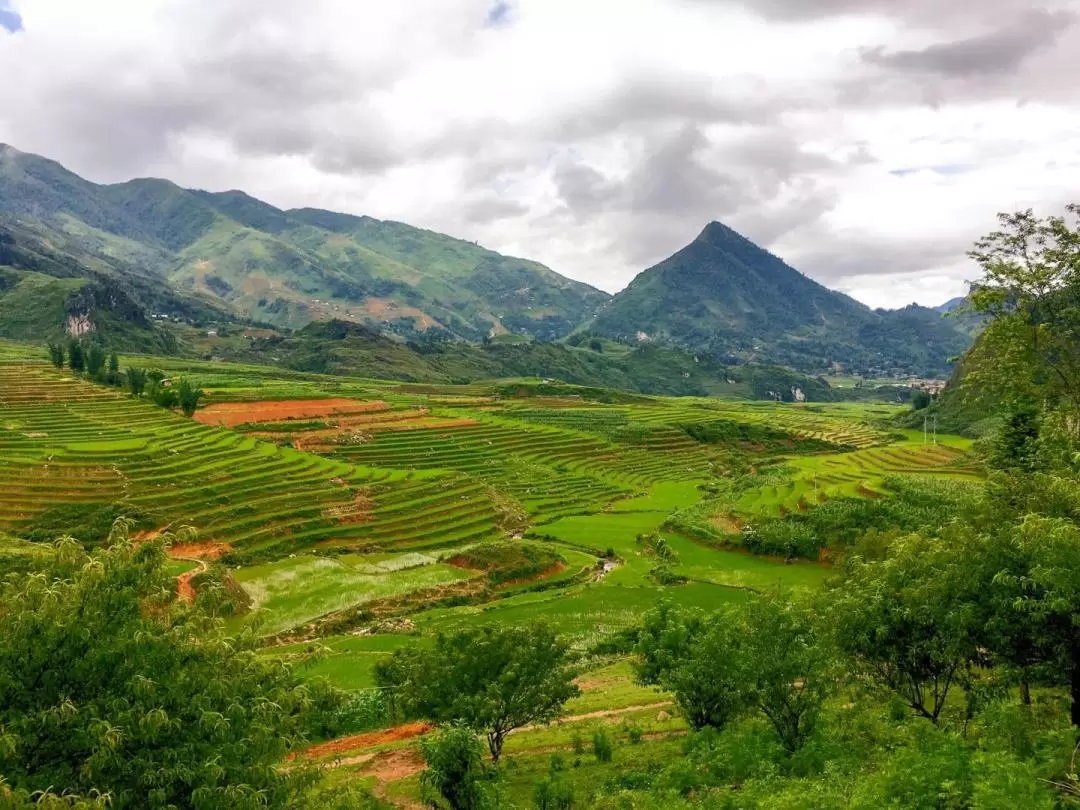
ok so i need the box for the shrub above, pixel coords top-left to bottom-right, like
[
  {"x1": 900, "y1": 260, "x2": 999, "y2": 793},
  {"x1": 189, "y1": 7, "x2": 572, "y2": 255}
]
[{"x1": 592, "y1": 729, "x2": 614, "y2": 763}]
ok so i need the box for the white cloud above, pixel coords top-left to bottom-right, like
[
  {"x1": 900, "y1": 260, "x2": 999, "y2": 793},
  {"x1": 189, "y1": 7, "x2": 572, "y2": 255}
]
[{"x1": 1, "y1": 0, "x2": 1077, "y2": 307}]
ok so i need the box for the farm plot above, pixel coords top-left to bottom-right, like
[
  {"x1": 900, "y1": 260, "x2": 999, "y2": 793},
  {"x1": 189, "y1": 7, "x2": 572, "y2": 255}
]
[
  {"x1": 231, "y1": 552, "x2": 475, "y2": 636},
  {"x1": 734, "y1": 440, "x2": 979, "y2": 517},
  {"x1": 0, "y1": 364, "x2": 507, "y2": 557}
]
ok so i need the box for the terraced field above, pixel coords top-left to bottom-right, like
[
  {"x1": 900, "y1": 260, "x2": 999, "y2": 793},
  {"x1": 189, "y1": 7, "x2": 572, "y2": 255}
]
[
  {"x1": 0, "y1": 364, "x2": 506, "y2": 559},
  {"x1": 734, "y1": 438, "x2": 978, "y2": 517},
  {"x1": 0, "y1": 345, "x2": 980, "y2": 646}
]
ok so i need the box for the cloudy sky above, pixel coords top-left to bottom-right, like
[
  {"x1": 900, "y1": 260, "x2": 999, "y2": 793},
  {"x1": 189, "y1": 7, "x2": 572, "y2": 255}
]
[{"x1": 1, "y1": 0, "x2": 1077, "y2": 308}]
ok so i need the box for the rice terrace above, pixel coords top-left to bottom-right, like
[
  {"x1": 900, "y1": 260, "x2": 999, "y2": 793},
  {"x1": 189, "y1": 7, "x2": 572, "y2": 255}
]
[{"x1": 0, "y1": 335, "x2": 989, "y2": 805}]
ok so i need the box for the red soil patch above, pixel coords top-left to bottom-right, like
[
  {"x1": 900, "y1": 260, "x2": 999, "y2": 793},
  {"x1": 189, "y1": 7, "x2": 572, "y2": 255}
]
[
  {"x1": 194, "y1": 398, "x2": 389, "y2": 427},
  {"x1": 293, "y1": 721, "x2": 433, "y2": 761},
  {"x1": 167, "y1": 541, "x2": 232, "y2": 561},
  {"x1": 176, "y1": 566, "x2": 203, "y2": 602}
]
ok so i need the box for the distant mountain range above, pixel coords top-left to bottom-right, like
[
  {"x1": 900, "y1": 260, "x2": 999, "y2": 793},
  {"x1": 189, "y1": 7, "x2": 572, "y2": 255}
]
[
  {"x1": 585, "y1": 222, "x2": 973, "y2": 375},
  {"x1": 0, "y1": 144, "x2": 975, "y2": 376}
]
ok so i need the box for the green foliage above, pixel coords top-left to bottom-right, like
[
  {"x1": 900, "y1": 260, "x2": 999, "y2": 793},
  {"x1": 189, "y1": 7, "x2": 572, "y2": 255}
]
[
  {"x1": 177, "y1": 378, "x2": 204, "y2": 417},
  {"x1": 635, "y1": 602, "x2": 745, "y2": 731},
  {"x1": 592, "y1": 730, "x2": 614, "y2": 763},
  {"x1": 375, "y1": 624, "x2": 580, "y2": 762},
  {"x1": 125, "y1": 366, "x2": 147, "y2": 396},
  {"x1": 911, "y1": 389, "x2": 932, "y2": 410},
  {"x1": 67, "y1": 339, "x2": 84, "y2": 373},
  {"x1": 85, "y1": 344, "x2": 106, "y2": 377},
  {"x1": 19, "y1": 503, "x2": 150, "y2": 548},
  {"x1": 420, "y1": 724, "x2": 499, "y2": 810},
  {"x1": 448, "y1": 542, "x2": 564, "y2": 586},
  {"x1": 742, "y1": 476, "x2": 980, "y2": 557},
  {"x1": 46, "y1": 341, "x2": 64, "y2": 368},
  {"x1": 636, "y1": 597, "x2": 831, "y2": 752},
  {"x1": 827, "y1": 530, "x2": 983, "y2": 722},
  {"x1": 0, "y1": 522, "x2": 329, "y2": 809},
  {"x1": 149, "y1": 379, "x2": 179, "y2": 409}
]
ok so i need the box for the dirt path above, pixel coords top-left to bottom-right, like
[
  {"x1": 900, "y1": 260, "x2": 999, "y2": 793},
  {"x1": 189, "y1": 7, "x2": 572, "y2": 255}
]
[
  {"x1": 294, "y1": 722, "x2": 433, "y2": 761},
  {"x1": 175, "y1": 559, "x2": 207, "y2": 601},
  {"x1": 167, "y1": 541, "x2": 230, "y2": 602}
]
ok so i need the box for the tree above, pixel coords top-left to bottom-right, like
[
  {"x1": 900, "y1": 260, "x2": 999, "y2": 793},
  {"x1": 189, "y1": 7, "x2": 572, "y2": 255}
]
[
  {"x1": 911, "y1": 390, "x2": 932, "y2": 410},
  {"x1": 635, "y1": 602, "x2": 746, "y2": 731},
  {"x1": 982, "y1": 516, "x2": 1080, "y2": 725},
  {"x1": 740, "y1": 595, "x2": 832, "y2": 752},
  {"x1": 177, "y1": 378, "x2": 205, "y2": 418},
  {"x1": 67, "y1": 340, "x2": 85, "y2": 374},
  {"x1": 376, "y1": 624, "x2": 579, "y2": 763},
  {"x1": 419, "y1": 724, "x2": 498, "y2": 810},
  {"x1": 149, "y1": 381, "x2": 179, "y2": 409},
  {"x1": 0, "y1": 520, "x2": 325, "y2": 808},
  {"x1": 827, "y1": 532, "x2": 982, "y2": 723},
  {"x1": 966, "y1": 204, "x2": 1080, "y2": 418},
  {"x1": 108, "y1": 352, "x2": 119, "y2": 375},
  {"x1": 86, "y1": 345, "x2": 106, "y2": 378},
  {"x1": 46, "y1": 343, "x2": 64, "y2": 369},
  {"x1": 126, "y1": 367, "x2": 148, "y2": 397}
]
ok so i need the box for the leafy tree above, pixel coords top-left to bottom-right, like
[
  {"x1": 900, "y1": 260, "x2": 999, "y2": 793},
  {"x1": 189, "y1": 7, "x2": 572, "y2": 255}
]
[
  {"x1": 149, "y1": 381, "x2": 179, "y2": 409},
  {"x1": 46, "y1": 342, "x2": 64, "y2": 369},
  {"x1": 419, "y1": 724, "x2": 498, "y2": 810},
  {"x1": 988, "y1": 400, "x2": 1042, "y2": 471},
  {"x1": 85, "y1": 345, "x2": 106, "y2": 378},
  {"x1": 126, "y1": 367, "x2": 148, "y2": 397},
  {"x1": 635, "y1": 602, "x2": 746, "y2": 731},
  {"x1": 376, "y1": 624, "x2": 579, "y2": 763},
  {"x1": 740, "y1": 595, "x2": 832, "y2": 752},
  {"x1": 911, "y1": 389, "x2": 932, "y2": 410},
  {"x1": 0, "y1": 520, "x2": 327, "y2": 808},
  {"x1": 67, "y1": 340, "x2": 85, "y2": 374},
  {"x1": 827, "y1": 532, "x2": 982, "y2": 722},
  {"x1": 177, "y1": 378, "x2": 204, "y2": 417},
  {"x1": 982, "y1": 516, "x2": 1080, "y2": 725},
  {"x1": 966, "y1": 204, "x2": 1080, "y2": 417},
  {"x1": 107, "y1": 352, "x2": 119, "y2": 375}
]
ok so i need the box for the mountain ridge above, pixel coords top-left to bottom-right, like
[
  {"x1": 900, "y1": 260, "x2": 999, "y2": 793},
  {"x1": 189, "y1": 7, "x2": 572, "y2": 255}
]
[
  {"x1": 587, "y1": 220, "x2": 973, "y2": 375},
  {"x1": 0, "y1": 143, "x2": 608, "y2": 341},
  {"x1": 0, "y1": 144, "x2": 974, "y2": 377}
]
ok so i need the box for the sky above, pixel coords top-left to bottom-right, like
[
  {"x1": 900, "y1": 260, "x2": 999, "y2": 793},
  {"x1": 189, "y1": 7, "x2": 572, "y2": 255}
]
[{"x1": 1, "y1": 0, "x2": 1078, "y2": 309}]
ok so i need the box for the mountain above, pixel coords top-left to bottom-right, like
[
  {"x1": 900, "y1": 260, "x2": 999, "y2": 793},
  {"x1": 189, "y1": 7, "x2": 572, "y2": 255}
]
[
  {"x1": 934, "y1": 296, "x2": 967, "y2": 314},
  {"x1": 0, "y1": 144, "x2": 608, "y2": 341},
  {"x1": 587, "y1": 222, "x2": 973, "y2": 376}
]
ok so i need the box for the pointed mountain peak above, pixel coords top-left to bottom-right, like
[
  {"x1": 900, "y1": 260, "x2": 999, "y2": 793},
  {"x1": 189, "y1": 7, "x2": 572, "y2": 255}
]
[{"x1": 694, "y1": 221, "x2": 757, "y2": 251}]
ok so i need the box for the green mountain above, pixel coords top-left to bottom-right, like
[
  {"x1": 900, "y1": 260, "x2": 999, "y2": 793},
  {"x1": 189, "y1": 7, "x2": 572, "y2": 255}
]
[
  {"x1": 587, "y1": 222, "x2": 973, "y2": 376},
  {"x1": 0, "y1": 144, "x2": 608, "y2": 341}
]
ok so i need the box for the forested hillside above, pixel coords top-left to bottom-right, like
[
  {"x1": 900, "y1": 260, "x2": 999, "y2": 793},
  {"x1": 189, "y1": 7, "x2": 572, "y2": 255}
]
[
  {"x1": 0, "y1": 143, "x2": 608, "y2": 339},
  {"x1": 588, "y1": 221, "x2": 973, "y2": 376}
]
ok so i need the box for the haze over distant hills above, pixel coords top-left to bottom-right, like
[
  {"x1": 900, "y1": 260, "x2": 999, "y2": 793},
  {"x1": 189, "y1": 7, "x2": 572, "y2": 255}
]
[{"x1": 0, "y1": 144, "x2": 974, "y2": 376}]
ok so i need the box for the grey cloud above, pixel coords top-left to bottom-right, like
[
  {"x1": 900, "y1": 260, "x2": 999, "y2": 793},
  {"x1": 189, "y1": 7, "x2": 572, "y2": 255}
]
[
  {"x1": 786, "y1": 231, "x2": 973, "y2": 285},
  {"x1": 724, "y1": 0, "x2": 1067, "y2": 27},
  {"x1": 459, "y1": 195, "x2": 531, "y2": 223},
  {"x1": 551, "y1": 160, "x2": 622, "y2": 219},
  {"x1": 861, "y1": 9, "x2": 1075, "y2": 77},
  {"x1": 541, "y1": 123, "x2": 842, "y2": 273},
  {"x1": 553, "y1": 73, "x2": 786, "y2": 142}
]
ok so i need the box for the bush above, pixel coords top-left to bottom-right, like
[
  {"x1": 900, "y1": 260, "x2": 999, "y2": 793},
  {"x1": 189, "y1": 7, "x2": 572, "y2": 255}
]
[{"x1": 592, "y1": 729, "x2": 614, "y2": 763}]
